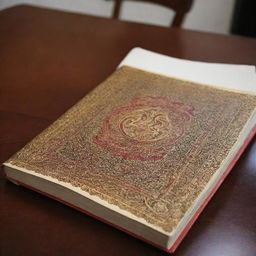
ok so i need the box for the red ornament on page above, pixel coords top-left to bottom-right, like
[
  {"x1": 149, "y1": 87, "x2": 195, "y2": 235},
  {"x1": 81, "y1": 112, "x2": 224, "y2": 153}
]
[{"x1": 94, "y1": 96, "x2": 194, "y2": 161}]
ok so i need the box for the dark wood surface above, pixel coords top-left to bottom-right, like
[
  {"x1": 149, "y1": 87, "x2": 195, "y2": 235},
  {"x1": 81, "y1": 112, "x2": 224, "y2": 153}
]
[{"x1": 0, "y1": 5, "x2": 256, "y2": 256}]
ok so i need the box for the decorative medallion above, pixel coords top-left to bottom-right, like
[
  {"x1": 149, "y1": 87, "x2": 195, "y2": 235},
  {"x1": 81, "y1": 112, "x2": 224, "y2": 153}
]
[{"x1": 94, "y1": 96, "x2": 194, "y2": 161}]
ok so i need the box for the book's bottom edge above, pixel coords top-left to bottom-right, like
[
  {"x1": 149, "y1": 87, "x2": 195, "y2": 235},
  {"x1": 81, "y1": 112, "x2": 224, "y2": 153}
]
[
  {"x1": 5, "y1": 126, "x2": 256, "y2": 253},
  {"x1": 6, "y1": 176, "x2": 172, "y2": 253}
]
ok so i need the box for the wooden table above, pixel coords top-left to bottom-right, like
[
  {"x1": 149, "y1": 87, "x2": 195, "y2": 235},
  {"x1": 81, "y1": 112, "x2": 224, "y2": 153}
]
[{"x1": 1, "y1": 5, "x2": 256, "y2": 256}]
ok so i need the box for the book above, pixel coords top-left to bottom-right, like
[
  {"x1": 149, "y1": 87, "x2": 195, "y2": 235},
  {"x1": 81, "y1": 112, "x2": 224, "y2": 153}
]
[{"x1": 3, "y1": 48, "x2": 256, "y2": 253}]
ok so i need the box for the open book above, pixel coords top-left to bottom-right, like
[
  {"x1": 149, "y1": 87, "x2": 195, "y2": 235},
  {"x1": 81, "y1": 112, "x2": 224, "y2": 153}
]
[{"x1": 3, "y1": 48, "x2": 256, "y2": 253}]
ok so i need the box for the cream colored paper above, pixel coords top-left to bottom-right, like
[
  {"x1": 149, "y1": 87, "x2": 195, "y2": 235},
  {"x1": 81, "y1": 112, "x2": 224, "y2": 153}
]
[{"x1": 119, "y1": 48, "x2": 256, "y2": 93}]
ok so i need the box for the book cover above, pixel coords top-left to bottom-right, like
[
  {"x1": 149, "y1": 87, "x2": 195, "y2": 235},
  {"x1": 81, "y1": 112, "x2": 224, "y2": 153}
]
[{"x1": 3, "y1": 59, "x2": 256, "y2": 251}]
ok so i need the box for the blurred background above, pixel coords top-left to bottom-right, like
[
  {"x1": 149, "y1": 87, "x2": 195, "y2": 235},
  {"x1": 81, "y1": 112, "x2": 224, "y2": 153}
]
[{"x1": 0, "y1": 0, "x2": 255, "y2": 37}]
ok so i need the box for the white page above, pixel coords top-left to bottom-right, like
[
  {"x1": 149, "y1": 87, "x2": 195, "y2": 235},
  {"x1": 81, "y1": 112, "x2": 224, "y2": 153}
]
[{"x1": 118, "y1": 48, "x2": 256, "y2": 93}]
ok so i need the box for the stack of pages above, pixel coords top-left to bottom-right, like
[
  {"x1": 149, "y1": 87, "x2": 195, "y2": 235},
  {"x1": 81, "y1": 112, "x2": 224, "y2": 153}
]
[{"x1": 4, "y1": 48, "x2": 256, "y2": 252}]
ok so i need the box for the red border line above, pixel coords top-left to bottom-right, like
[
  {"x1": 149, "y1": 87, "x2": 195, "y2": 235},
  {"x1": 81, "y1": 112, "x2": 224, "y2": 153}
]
[{"x1": 168, "y1": 124, "x2": 256, "y2": 252}]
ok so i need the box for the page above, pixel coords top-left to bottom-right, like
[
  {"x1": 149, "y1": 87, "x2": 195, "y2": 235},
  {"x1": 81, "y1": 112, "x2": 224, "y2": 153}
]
[{"x1": 119, "y1": 48, "x2": 256, "y2": 93}]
